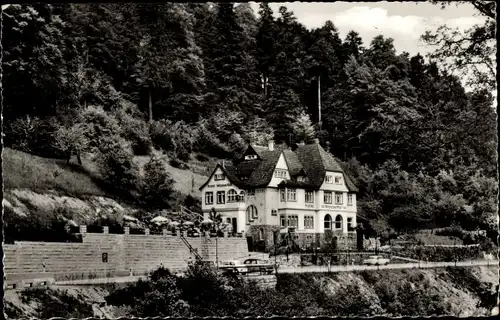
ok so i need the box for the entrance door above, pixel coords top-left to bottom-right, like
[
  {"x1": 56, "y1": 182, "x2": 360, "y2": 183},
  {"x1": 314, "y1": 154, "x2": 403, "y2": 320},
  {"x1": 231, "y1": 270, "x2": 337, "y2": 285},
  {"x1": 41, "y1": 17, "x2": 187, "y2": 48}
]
[{"x1": 232, "y1": 218, "x2": 237, "y2": 234}]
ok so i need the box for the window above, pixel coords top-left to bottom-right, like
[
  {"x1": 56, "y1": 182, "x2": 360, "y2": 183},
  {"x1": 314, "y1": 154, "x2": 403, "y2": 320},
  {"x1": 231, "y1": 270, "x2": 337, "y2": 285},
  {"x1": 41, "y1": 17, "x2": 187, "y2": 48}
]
[
  {"x1": 305, "y1": 191, "x2": 314, "y2": 203},
  {"x1": 304, "y1": 216, "x2": 314, "y2": 229},
  {"x1": 335, "y1": 176, "x2": 342, "y2": 184},
  {"x1": 274, "y1": 169, "x2": 287, "y2": 179},
  {"x1": 347, "y1": 217, "x2": 354, "y2": 230},
  {"x1": 347, "y1": 194, "x2": 353, "y2": 205},
  {"x1": 247, "y1": 211, "x2": 253, "y2": 224},
  {"x1": 325, "y1": 175, "x2": 333, "y2": 184},
  {"x1": 217, "y1": 191, "x2": 225, "y2": 204},
  {"x1": 239, "y1": 191, "x2": 245, "y2": 202},
  {"x1": 287, "y1": 215, "x2": 298, "y2": 227},
  {"x1": 280, "y1": 215, "x2": 286, "y2": 227},
  {"x1": 335, "y1": 215, "x2": 343, "y2": 230},
  {"x1": 226, "y1": 218, "x2": 231, "y2": 224},
  {"x1": 247, "y1": 189, "x2": 255, "y2": 196},
  {"x1": 246, "y1": 205, "x2": 258, "y2": 223},
  {"x1": 205, "y1": 192, "x2": 213, "y2": 205},
  {"x1": 245, "y1": 154, "x2": 257, "y2": 160},
  {"x1": 324, "y1": 191, "x2": 332, "y2": 204},
  {"x1": 287, "y1": 189, "x2": 297, "y2": 201},
  {"x1": 324, "y1": 214, "x2": 332, "y2": 230},
  {"x1": 227, "y1": 189, "x2": 238, "y2": 202},
  {"x1": 297, "y1": 176, "x2": 305, "y2": 182},
  {"x1": 335, "y1": 192, "x2": 343, "y2": 204},
  {"x1": 280, "y1": 189, "x2": 286, "y2": 202},
  {"x1": 259, "y1": 228, "x2": 264, "y2": 240},
  {"x1": 214, "y1": 174, "x2": 225, "y2": 181}
]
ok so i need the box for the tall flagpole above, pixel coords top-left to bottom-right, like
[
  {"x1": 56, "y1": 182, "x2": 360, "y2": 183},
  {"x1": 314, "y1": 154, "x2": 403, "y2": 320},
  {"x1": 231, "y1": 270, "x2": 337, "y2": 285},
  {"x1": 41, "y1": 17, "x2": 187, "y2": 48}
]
[{"x1": 318, "y1": 75, "x2": 322, "y2": 130}]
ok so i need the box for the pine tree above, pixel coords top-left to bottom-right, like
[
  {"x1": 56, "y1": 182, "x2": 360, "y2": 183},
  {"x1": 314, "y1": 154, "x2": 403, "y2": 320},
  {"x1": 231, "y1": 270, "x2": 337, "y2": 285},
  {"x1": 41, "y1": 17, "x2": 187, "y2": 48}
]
[
  {"x1": 256, "y1": 3, "x2": 276, "y2": 98},
  {"x1": 291, "y1": 111, "x2": 316, "y2": 143}
]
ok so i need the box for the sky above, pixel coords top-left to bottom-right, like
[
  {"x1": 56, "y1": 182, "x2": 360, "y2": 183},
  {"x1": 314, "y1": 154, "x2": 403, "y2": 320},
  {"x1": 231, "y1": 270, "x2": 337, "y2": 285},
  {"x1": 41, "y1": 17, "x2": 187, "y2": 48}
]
[
  {"x1": 248, "y1": 1, "x2": 486, "y2": 58},
  {"x1": 248, "y1": 1, "x2": 495, "y2": 103}
]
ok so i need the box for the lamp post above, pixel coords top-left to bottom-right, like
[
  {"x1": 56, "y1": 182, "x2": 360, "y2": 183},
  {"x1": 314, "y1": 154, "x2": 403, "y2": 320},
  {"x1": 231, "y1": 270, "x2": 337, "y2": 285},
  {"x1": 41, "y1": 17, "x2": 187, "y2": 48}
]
[
  {"x1": 274, "y1": 229, "x2": 278, "y2": 274},
  {"x1": 216, "y1": 232, "x2": 218, "y2": 270}
]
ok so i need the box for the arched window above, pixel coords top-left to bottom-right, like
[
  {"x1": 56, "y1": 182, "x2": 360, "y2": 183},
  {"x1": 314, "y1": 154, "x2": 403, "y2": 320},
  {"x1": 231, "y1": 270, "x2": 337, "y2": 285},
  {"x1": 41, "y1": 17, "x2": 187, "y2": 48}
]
[
  {"x1": 259, "y1": 228, "x2": 264, "y2": 240},
  {"x1": 227, "y1": 189, "x2": 238, "y2": 203},
  {"x1": 335, "y1": 215, "x2": 343, "y2": 230},
  {"x1": 324, "y1": 214, "x2": 332, "y2": 230},
  {"x1": 246, "y1": 205, "x2": 258, "y2": 223},
  {"x1": 239, "y1": 191, "x2": 245, "y2": 202}
]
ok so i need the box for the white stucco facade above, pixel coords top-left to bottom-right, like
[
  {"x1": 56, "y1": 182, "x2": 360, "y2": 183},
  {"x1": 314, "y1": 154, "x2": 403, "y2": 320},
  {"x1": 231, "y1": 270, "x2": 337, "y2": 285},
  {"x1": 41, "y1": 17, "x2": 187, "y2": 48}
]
[{"x1": 200, "y1": 151, "x2": 357, "y2": 236}]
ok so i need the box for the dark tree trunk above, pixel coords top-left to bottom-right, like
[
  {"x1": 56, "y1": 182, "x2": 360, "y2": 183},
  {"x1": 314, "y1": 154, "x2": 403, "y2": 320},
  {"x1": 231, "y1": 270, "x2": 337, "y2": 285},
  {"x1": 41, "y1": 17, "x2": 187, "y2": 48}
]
[{"x1": 148, "y1": 90, "x2": 153, "y2": 123}]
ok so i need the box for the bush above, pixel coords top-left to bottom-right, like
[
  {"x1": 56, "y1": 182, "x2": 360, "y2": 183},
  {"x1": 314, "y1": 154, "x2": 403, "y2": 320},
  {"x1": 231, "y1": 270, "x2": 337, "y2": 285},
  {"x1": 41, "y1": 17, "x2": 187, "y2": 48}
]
[
  {"x1": 149, "y1": 120, "x2": 176, "y2": 151},
  {"x1": 3, "y1": 206, "x2": 82, "y2": 243},
  {"x1": 193, "y1": 121, "x2": 232, "y2": 158},
  {"x1": 115, "y1": 109, "x2": 152, "y2": 155},
  {"x1": 106, "y1": 267, "x2": 188, "y2": 317},
  {"x1": 4, "y1": 116, "x2": 64, "y2": 158},
  {"x1": 169, "y1": 157, "x2": 189, "y2": 170},
  {"x1": 53, "y1": 122, "x2": 90, "y2": 162},
  {"x1": 140, "y1": 156, "x2": 175, "y2": 209},
  {"x1": 87, "y1": 216, "x2": 124, "y2": 234},
  {"x1": 195, "y1": 154, "x2": 209, "y2": 162},
  {"x1": 391, "y1": 245, "x2": 483, "y2": 262},
  {"x1": 95, "y1": 135, "x2": 140, "y2": 195},
  {"x1": 80, "y1": 106, "x2": 122, "y2": 152},
  {"x1": 149, "y1": 120, "x2": 195, "y2": 161},
  {"x1": 19, "y1": 287, "x2": 93, "y2": 318}
]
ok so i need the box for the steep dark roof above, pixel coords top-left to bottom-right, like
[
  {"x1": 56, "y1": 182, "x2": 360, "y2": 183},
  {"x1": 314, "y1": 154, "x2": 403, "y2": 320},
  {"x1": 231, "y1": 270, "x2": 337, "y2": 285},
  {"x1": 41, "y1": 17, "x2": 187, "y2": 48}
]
[
  {"x1": 244, "y1": 150, "x2": 282, "y2": 187},
  {"x1": 295, "y1": 144, "x2": 326, "y2": 188},
  {"x1": 295, "y1": 143, "x2": 358, "y2": 192},
  {"x1": 343, "y1": 174, "x2": 359, "y2": 192},
  {"x1": 201, "y1": 143, "x2": 358, "y2": 192},
  {"x1": 282, "y1": 149, "x2": 303, "y2": 176},
  {"x1": 198, "y1": 163, "x2": 248, "y2": 190},
  {"x1": 252, "y1": 145, "x2": 270, "y2": 157}
]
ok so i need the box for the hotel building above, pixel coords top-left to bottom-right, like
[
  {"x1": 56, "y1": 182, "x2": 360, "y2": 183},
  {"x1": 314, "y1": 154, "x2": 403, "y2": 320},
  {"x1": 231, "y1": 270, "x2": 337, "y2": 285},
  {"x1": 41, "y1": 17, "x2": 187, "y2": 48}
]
[{"x1": 199, "y1": 139, "x2": 359, "y2": 250}]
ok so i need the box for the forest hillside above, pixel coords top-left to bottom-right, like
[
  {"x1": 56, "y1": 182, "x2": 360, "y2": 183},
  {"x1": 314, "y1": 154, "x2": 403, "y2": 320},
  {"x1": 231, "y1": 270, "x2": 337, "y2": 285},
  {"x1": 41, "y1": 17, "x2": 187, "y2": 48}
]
[{"x1": 2, "y1": 3, "x2": 497, "y2": 244}]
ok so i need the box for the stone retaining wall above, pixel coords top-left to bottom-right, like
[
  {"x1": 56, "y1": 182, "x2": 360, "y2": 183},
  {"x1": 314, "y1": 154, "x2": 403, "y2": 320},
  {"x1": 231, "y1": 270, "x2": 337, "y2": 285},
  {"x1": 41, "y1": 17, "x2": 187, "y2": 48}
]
[{"x1": 3, "y1": 227, "x2": 249, "y2": 280}]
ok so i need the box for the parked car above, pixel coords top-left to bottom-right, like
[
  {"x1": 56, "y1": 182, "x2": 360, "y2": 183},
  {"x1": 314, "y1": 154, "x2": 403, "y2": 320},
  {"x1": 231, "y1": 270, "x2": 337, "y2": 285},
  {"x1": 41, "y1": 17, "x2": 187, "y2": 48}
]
[
  {"x1": 220, "y1": 260, "x2": 246, "y2": 274},
  {"x1": 242, "y1": 258, "x2": 274, "y2": 274},
  {"x1": 363, "y1": 255, "x2": 390, "y2": 266},
  {"x1": 200, "y1": 260, "x2": 216, "y2": 268},
  {"x1": 187, "y1": 228, "x2": 200, "y2": 237}
]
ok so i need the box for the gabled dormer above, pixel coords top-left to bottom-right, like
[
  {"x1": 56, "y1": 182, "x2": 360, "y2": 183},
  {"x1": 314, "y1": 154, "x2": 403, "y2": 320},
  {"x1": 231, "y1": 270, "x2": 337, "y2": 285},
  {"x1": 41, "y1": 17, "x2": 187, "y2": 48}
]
[
  {"x1": 294, "y1": 168, "x2": 308, "y2": 183},
  {"x1": 239, "y1": 145, "x2": 262, "y2": 162}
]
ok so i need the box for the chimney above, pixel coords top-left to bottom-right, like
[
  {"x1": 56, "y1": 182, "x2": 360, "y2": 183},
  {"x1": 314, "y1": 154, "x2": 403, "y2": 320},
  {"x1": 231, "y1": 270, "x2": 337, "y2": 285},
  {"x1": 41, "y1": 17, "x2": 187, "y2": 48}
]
[
  {"x1": 314, "y1": 138, "x2": 320, "y2": 144},
  {"x1": 268, "y1": 139, "x2": 274, "y2": 151},
  {"x1": 222, "y1": 160, "x2": 225, "y2": 168},
  {"x1": 298, "y1": 140, "x2": 305, "y2": 146}
]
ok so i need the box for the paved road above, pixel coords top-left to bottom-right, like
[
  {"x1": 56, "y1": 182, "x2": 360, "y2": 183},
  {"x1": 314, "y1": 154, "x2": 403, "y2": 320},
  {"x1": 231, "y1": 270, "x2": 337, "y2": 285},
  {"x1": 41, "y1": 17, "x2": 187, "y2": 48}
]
[
  {"x1": 53, "y1": 260, "x2": 497, "y2": 286},
  {"x1": 56, "y1": 275, "x2": 147, "y2": 286},
  {"x1": 278, "y1": 259, "x2": 498, "y2": 274}
]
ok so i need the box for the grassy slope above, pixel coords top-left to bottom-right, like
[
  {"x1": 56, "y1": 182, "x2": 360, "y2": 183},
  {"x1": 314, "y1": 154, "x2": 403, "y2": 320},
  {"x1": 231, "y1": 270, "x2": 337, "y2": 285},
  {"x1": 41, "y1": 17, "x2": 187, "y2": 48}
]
[
  {"x1": 3, "y1": 148, "x2": 107, "y2": 197},
  {"x1": 3, "y1": 147, "x2": 215, "y2": 199}
]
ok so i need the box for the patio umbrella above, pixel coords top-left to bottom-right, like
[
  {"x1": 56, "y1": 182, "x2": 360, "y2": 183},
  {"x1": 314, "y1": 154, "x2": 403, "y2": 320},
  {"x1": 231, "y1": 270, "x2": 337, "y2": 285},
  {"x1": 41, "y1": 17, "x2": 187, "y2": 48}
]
[
  {"x1": 123, "y1": 215, "x2": 138, "y2": 222},
  {"x1": 169, "y1": 221, "x2": 180, "y2": 226},
  {"x1": 66, "y1": 219, "x2": 78, "y2": 227},
  {"x1": 201, "y1": 219, "x2": 213, "y2": 225},
  {"x1": 151, "y1": 216, "x2": 169, "y2": 224},
  {"x1": 183, "y1": 221, "x2": 194, "y2": 226}
]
